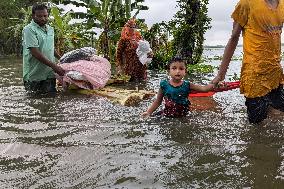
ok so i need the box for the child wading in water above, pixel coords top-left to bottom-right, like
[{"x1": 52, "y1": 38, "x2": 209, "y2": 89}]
[{"x1": 142, "y1": 57, "x2": 222, "y2": 118}]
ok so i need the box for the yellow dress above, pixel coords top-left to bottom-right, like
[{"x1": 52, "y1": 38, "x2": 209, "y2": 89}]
[{"x1": 232, "y1": 0, "x2": 284, "y2": 98}]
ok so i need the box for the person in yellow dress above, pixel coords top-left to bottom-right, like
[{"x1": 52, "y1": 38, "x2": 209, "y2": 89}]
[{"x1": 211, "y1": 0, "x2": 284, "y2": 124}]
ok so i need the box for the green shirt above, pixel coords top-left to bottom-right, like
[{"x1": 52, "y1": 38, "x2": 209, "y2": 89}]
[{"x1": 22, "y1": 20, "x2": 55, "y2": 81}]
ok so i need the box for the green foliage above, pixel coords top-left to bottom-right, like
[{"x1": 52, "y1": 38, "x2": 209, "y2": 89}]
[
  {"x1": 141, "y1": 22, "x2": 174, "y2": 70},
  {"x1": 0, "y1": 1, "x2": 24, "y2": 55},
  {"x1": 0, "y1": 0, "x2": 216, "y2": 80},
  {"x1": 0, "y1": 0, "x2": 67, "y2": 55},
  {"x1": 57, "y1": 0, "x2": 149, "y2": 61},
  {"x1": 14, "y1": 0, "x2": 40, "y2": 7},
  {"x1": 0, "y1": 0, "x2": 149, "y2": 58},
  {"x1": 50, "y1": 7, "x2": 89, "y2": 55},
  {"x1": 149, "y1": 45, "x2": 174, "y2": 70},
  {"x1": 187, "y1": 63, "x2": 215, "y2": 74},
  {"x1": 170, "y1": 0, "x2": 211, "y2": 64}
]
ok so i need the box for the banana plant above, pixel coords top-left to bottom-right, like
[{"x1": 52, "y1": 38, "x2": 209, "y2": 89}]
[
  {"x1": 91, "y1": 0, "x2": 148, "y2": 61},
  {"x1": 50, "y1": 6, "x2": 88, "y2": 55},
  {"x1": 3, "y1": 6, "x2": 32, "y2": 55},
  {"x1": 55, "y1": 0, "x2": 148, "y2": 61},
  {"x1": 141, "y1": 22, "x2": 174, "y2": 70}
]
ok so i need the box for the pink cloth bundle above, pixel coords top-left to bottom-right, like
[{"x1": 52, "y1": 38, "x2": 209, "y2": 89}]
[{"x1": 57, "y1": 55, "x2": 111, "y2": 90}]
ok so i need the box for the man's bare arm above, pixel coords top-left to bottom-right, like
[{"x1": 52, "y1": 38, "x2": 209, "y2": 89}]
[{"x1": 30, "y1": 47, "x2": 65, "y2": 76}]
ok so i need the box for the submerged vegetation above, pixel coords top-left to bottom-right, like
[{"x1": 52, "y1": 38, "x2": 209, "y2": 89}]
[{"x1": 0, "y1": 0, "x2": 213, "y2": 74}]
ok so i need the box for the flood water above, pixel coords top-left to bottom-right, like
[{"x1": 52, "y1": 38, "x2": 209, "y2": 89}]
[{"x1": 1, "y1": 47, "x2": 284, "y2": 188}]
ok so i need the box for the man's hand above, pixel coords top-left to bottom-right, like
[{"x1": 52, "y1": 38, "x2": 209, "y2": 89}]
[{"x1": 52, "y1": 64, "x2": 65, "y2": 76}]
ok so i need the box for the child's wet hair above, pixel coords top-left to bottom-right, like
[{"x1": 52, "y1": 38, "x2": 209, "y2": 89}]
[{"x1": 166, "y1": 57, "x2": 186, "y2": 70}]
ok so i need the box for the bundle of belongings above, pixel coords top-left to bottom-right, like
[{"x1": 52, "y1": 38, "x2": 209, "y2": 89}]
[
  {"x1": 56, "y1": 47, "x2": 155, "y2": 106},
  {"x1": 57, "y1": 47, "x2": 111, "y2": 90},
  {"x1": 136, "y1": 40, "x2": 152, "y2": 65}
]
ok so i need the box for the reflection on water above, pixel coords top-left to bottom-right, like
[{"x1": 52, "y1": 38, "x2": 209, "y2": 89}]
[{"x1": 1, "y1": 48, "x2": 284, "y2": 188}]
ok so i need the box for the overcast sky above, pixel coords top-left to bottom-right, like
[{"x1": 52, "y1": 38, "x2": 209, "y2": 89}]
[
  {"x1": 64, "y1": 0, "x2": 240, "y2": 45},
  {"x1": 137, "y1": 0, "x2": 240, "y2": 45}
]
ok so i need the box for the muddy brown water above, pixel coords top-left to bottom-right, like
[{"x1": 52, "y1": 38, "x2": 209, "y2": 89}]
[{"x1": 1, "y1": 47, "x2": 284, "y2": 188}]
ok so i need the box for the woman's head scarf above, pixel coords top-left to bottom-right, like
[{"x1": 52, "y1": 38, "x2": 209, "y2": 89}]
[{"x1": 120, "y1": 18, "x2": 142, "y2": 40}]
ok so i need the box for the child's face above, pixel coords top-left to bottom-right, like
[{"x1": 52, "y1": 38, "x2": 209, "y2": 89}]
[{"x1": 168, "y1": 61, "x2": 186, "y2": 81}]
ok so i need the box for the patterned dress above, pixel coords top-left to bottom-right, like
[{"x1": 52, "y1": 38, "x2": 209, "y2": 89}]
[
  {"x1": 116, "y1": 38, "x2": 147, "y2": 81},
  {"x1": 159, "y1": 80, "x2": 191, "y2": 117}
]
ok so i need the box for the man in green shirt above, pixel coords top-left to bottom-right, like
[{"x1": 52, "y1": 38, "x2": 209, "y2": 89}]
[{"x1": 22, "y1": 3, "x2": 65, "y2": 94}]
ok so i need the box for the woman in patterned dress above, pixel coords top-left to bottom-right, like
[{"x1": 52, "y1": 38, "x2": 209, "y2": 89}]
[{"x1": 116, "y1": 19, "x2": 147, "y2": 81}]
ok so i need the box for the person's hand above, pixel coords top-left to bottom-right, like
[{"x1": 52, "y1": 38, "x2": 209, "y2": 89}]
[
  {"x1": 214, "y1": 81, "x2": 227, "y2": 90},
  {"x1": 141, "y1": 111, "x2": 151, "y2": 118},
  {"x1": 211, "y1": 74, "x2": 225, "y2": 85},
  {"x1": 53, "y1": 64, "x2": 65, "y2": 76},
  {"x1": 280, "y1": 74, "x2": 284, "y2": 85},
  {"x1": 147, "y1": 51, "x2": 154, "y2": 58}
]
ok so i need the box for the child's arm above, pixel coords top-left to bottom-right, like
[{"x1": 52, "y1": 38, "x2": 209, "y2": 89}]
[
  {"x1": 190, "y1": 83, "x2": 215, "y2": 92},
  {"x1": 141, "y1": 88, "x2": 163, "y2": 117}
]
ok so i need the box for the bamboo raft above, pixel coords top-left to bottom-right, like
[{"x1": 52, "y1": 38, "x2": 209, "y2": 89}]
[
  {"x1": 75, "y1": 86, "x2": 155, "y2": 106},
  {"x1": 65, "y1": 76, "x2": 239, "y2": 106},
  {"x1": 66, "y1": 76, "x2": 155, "y2": 106}
]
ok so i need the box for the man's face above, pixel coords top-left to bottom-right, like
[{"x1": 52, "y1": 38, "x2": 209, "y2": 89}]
[{"x1": 32, "y1": 9, "x2": 48, "y2": 26}]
